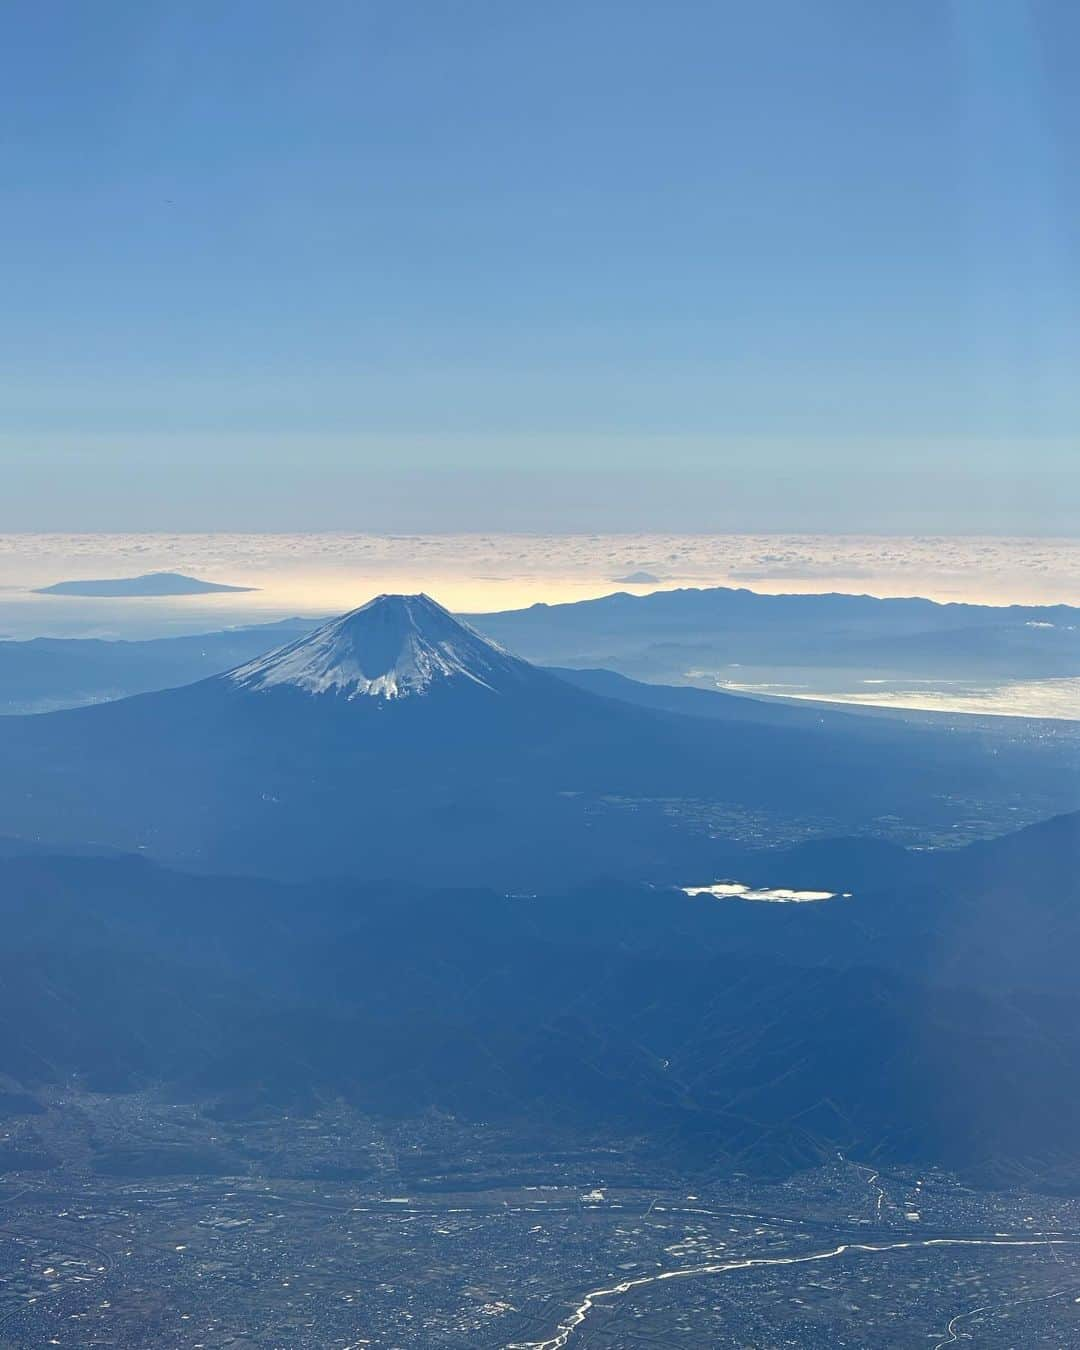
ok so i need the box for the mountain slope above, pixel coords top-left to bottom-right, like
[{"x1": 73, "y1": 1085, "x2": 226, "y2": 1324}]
[
  {"x1": 553, "y1": 664, "x2": 875, "y2": 729},
  {"x1": 1, "y1": 813, "x2": 1079, "y2": 1183}
]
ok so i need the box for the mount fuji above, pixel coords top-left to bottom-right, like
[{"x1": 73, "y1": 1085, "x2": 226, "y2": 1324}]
[
  {"x1": 227, "y1": 593, "x2": 547, "y2": 702},
  {"x1": 0, "y1": 595, "x2": 1054, "y2": 884}
]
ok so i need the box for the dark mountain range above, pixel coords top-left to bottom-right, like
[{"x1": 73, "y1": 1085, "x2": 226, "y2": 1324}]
[
  {"x1": 0, "y1": 595, "x2": 1075, "y2": 884},
  {"x1": 0, "y1": 811, "x2": 1077, "y2": 1185},
  {"x1": 5, "y1": 589, "x2": 1078, "y2": 718},
  {"x1": 469, "y1": 586, "x2": 1080, "y2": 682},
  {"x1": 35, "y1": 571, "x2": 256, "y2": 597}
]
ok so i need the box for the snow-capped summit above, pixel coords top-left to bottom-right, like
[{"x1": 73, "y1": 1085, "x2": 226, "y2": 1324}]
[{"x1": 226, "y1": 593, "x2": 530, "y2": 701}]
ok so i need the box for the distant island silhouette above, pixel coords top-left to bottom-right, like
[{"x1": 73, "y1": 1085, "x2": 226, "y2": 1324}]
[
  {"x1": 612, "y1": 570, "x2": 661, "y2": 584},
  {"x1": 35, "y1": 571, "x2": 257, "y2": 598}
]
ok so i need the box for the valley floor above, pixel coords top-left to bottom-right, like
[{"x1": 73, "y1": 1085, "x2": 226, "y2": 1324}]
[{"x1": 2, "y1": 1093, "x2": 1079, "y2": 1348}]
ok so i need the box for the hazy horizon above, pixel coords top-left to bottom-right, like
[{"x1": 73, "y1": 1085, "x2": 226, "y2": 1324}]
[{"x1": 2, "y1": 531, "x2": 1078, "y2": 627}]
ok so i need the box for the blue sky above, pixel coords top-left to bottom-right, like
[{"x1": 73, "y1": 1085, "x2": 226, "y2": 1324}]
[{"x1": 3, "y1": 0, "x2": 1077, "y2": 531}]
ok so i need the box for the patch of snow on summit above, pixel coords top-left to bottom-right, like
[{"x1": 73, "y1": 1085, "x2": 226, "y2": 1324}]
[{"x1": 226, "y1": 593, "x2": 527, "y2": 700}]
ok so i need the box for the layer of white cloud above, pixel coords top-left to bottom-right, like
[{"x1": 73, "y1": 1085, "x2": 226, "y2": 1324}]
[{"x1": 0, "y1": 531, "x2": 1076, "y2": 612}]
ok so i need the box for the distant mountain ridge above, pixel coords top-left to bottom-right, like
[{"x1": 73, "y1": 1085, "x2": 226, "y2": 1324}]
[
  {"x1": 4, "y1": 585, "x2": 1078, "y2": 716},
  {"x1": 35, "y1": 571, "x2": 255, "y2": 597},
  {"x1": 469, "y1": 585, "x2": 1080, "y2": 683}
]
